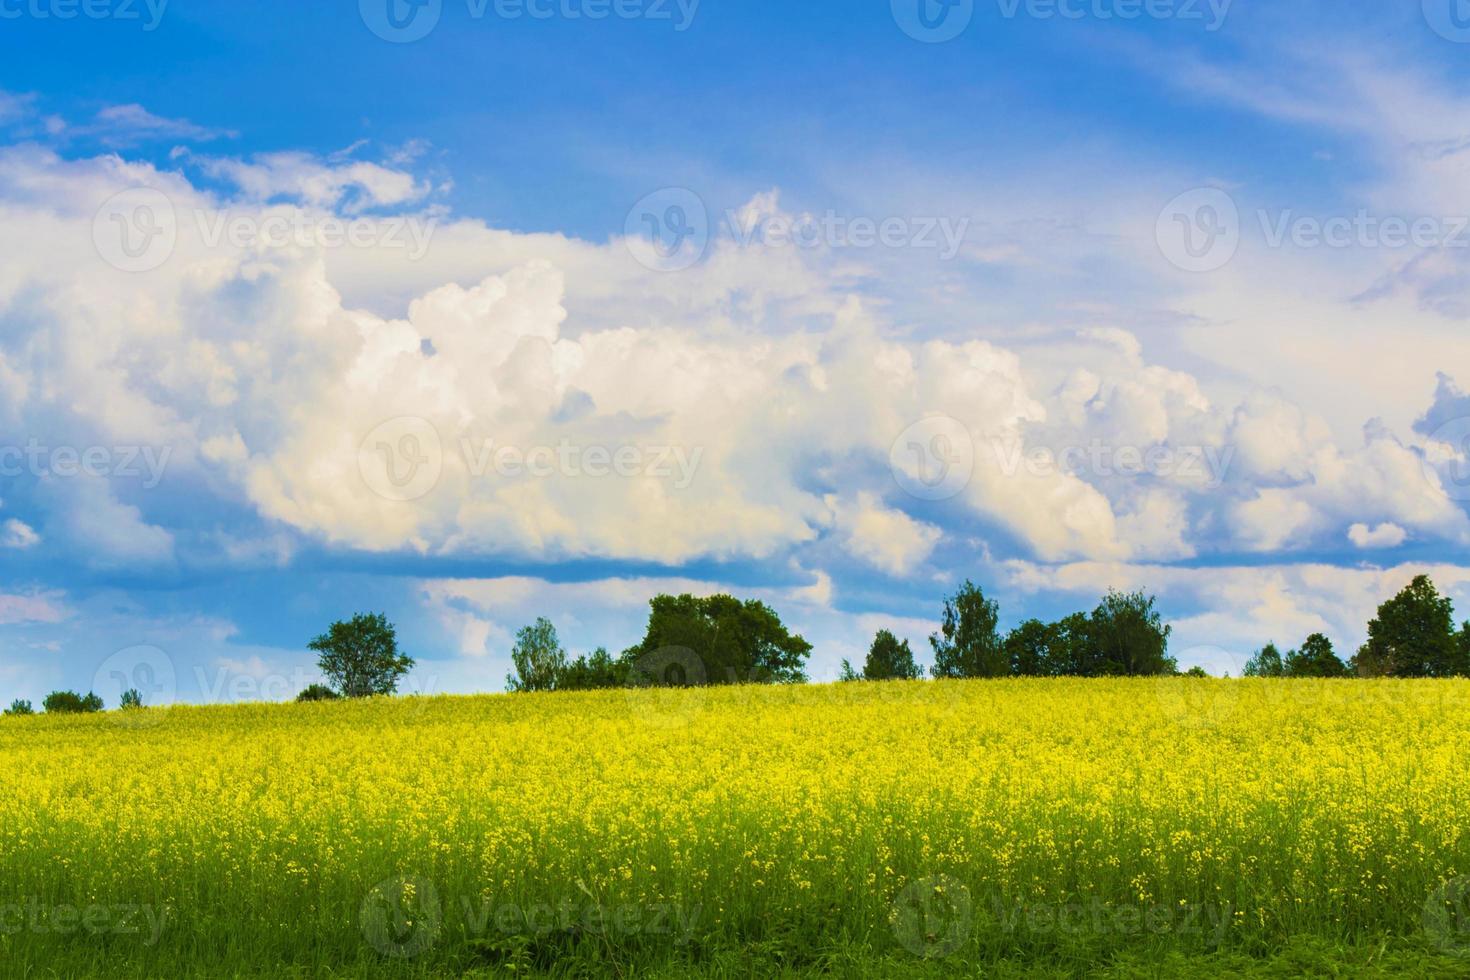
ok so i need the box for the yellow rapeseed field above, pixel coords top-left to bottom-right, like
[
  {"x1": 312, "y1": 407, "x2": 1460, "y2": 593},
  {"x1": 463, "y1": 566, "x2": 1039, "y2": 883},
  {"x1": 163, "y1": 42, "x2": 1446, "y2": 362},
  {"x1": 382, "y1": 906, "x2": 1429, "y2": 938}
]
[{"x1": 2, "y1": 678, "x2": 1469, "y2": 976}]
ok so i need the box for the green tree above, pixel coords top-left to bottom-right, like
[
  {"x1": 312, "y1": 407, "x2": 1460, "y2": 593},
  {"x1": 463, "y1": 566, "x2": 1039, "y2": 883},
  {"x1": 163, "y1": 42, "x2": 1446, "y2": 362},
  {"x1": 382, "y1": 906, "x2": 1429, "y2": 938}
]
[
  {"x1": 1004, "y1": 619, "x2": 1056, "y2": 677},
  {"x1": 929, "y1": 580, "x2": 1006, "y2": 679},
  {"x1": 1284, "y1": 633, "x2": 1350, "y2": 678},
  {"x1": 1183, "y1": 665, "x2": 1209, "y2": 678},
  {"x1": 119, "y1": 688, "x2": 144, "y2": 710},
  {"x1": 1242, "y1": 643, "x2": 1285, "y2": 678},
  {"x1": 42, "y1": 691, "x2": 104, "y2": 714},
  {"x1": 557, "y1": 647, "x2": 626, "y2": 691},
  {"x1": 4, "y1": 699, "x2": 33, "y2": 716},
  {"x1": 308, "y1": 613, "x2": 414, "y2": 697},
  {"x1": 627, "y1": 594, "x2": 811, "y2": 685},
  {"x1": 1044, "y1": 612, "x2": 1094, "y2": 676},
  {"x1": 295, "y1": 683, "x2": 342, "y2": 702},
  {"x1": 1352, "y1": 576, "x2": 1462, "y2": 677},
  {"x1": 506, "y1": 617, "x2": 568, "y2": 693},
  {"x1": 853, "y1": 630, "x2": 923, "y2": 681},
  {"x1": 1085, "y1": 590, "x2": 1175, "y2": 676}
]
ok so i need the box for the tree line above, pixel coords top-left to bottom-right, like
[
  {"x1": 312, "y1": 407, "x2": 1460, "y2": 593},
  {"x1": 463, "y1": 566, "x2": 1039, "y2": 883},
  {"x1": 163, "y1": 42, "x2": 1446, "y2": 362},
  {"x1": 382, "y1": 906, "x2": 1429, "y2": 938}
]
[{"x1": 6, "y1": 575, "x2": 1467, "y2": 715}]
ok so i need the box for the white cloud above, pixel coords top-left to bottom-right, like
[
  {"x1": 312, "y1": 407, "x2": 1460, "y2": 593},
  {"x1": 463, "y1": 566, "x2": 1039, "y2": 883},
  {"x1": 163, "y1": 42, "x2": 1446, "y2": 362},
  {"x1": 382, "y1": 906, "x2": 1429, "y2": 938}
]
[
  {"x1": 1348, "y1": 522, "x2": 1407, "y2": 549},
  {"x1": 2, "y1": 518, "x2": 39, "y2": 550}
]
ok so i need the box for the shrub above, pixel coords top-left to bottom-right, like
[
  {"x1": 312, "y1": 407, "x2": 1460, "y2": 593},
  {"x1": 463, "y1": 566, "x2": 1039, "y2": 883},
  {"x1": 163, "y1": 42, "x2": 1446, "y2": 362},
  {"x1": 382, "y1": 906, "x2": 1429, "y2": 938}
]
[
  {"x1": 43, "y1": 691, "x2": 104, "y2": 714},
  {"x1": 296, "y1": 684, "x2": 342, "y2": 703},
  {"x1": 119, "y1": 688, "x2": 145, "y2": 710},
  {"x1": 5, "y1": 699, "x2": 34, "y2": 716}
]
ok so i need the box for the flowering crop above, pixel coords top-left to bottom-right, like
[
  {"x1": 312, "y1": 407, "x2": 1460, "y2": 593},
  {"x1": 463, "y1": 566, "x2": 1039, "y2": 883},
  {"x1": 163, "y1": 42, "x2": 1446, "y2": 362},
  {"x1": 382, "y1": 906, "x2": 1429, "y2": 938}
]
[{"x1": 1, "y1": 678, "x2": 1468, "y2": 975}]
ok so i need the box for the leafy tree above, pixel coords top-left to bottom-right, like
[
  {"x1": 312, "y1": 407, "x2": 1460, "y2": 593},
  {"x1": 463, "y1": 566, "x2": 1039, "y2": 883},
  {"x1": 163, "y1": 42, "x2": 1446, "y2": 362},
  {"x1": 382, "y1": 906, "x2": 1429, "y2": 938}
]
[
  {"x1": 1284, "y1": 633, "x2": 1350, "y2": 678},
  {"x1": 119, "y1": 688, "x2": 144, "y2": 710},
  {"x1": 1004, "y1": 619, "x2": 1057, "y2": 677},
  {"x1": 557, "y1": 647, "x2": 627, "y2": 691},
  {"x1": 1085, "y1": 590, "x2": 1175, "y2": 676},
  {"x1": 296, "y1": 683, "x2": 342, "y2": 702},
  {"x1": 628, "y1": 594, "x2": 811, "y2": 685},
  {"x1": 309, "y1": 613, "x2": 414, "y2": 697},
  {"x1": 1183, "y1": 665, "x2": 1209, "y2": 678},
  {"x1": 1043, "y1": 612, "x2": 1094, "y2": 676},
  {"x1": 1352, "y1": 576, "x2": 1462, "y2": 677},
  {"x1": 42, "y1": 691, "x2": 104, "y2": 714},
  {"x1": 1242, "y1": 643, "x2": 1285, "y2": 678},
  {"x1": 838, "y1": 659, "x2": 860, "y2": 682},
  {"x1": 507, "y1": 617, "x2": 568, "y2": 693},
  {"x1": 853, "y1": 630, "x2": 923, "y2": 681},
  {"x1": 930, "y1": 581, "x2": 1006, "y2": 679},
  {"x1": 5, "y1": 699, "x2": 33, "y2": 716}
]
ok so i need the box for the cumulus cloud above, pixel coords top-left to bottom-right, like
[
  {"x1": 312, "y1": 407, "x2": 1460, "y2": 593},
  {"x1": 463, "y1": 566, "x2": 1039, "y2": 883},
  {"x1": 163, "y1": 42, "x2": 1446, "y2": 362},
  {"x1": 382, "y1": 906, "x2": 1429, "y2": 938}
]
[{"x1": 0, "y1": 142, "x2": 1466, "y2": 589}]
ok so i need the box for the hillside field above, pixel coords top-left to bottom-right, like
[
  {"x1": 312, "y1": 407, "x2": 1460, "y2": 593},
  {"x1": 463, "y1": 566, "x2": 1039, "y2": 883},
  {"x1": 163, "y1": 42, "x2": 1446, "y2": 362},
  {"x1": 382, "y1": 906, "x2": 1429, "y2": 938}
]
[{"x1": 4, "y1": 678, "x2": 1470, "y2": 977}]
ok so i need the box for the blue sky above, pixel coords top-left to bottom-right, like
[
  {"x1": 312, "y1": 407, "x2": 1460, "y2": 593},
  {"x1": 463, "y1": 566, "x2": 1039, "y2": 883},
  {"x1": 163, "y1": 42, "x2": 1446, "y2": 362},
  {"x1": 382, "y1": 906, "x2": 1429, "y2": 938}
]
[{"x1": 2, "y1": 0, "x2": 1470, "y2": 703}]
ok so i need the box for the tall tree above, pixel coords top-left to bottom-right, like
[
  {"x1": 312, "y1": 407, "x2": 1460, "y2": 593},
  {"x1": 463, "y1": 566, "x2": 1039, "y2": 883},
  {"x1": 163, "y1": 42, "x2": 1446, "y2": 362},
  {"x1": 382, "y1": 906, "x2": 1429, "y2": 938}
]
[
  {"x1": 855, "y1": 629, "x2": 923, "y2": 681},
  {"x1": 1086, "y1": 590, "x2": 1175, "y2": 676},
  {"x1": 1242, "y1": 643, "x2": 1285, "y2": 678},
  {"x1": 627, "y1": 594, "x2": 811, "y2": 685},
  {"x1": 930, "y1": 580, "x2": 1006, "y2": 679},
  {"x1": 506, "y1": 617, "x2": 568, "y2": 693},
  {"x1": 309, "y1": 613, "x2": 415, "y2": 697},
  {"x1": 1284, "y1": 634, "x2": 1350, "y2": 678},
  {"x1": 1352, "y1": 576, "x2": 1462, "y2": 677},
  {"x1": 1004, "y1": 619, "x2": 1057, "y2": 677}
]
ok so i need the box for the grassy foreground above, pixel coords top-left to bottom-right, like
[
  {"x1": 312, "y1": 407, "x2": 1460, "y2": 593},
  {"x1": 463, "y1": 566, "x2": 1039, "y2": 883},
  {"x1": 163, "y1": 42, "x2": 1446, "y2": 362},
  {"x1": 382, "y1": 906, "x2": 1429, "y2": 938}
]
[{"x1": 3, "y1": 678, "x2": 1470, "y2": 977}]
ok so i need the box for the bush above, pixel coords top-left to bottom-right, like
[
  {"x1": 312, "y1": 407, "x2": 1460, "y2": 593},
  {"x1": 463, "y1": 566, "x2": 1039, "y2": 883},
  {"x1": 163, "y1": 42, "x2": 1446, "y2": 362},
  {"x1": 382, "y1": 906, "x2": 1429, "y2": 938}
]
[
  {"x1": 42, "y1": 691, "x2": 104, "y2": 714},
  {"x1": 5, "y1": 699, "x2": 34, "y2": 716},
  {"x1": 296, "y1": 684, "x2": 342, "y2": 703},
  {"x1": 119, "y1": 688, "x2": 144, "y2": 710}
]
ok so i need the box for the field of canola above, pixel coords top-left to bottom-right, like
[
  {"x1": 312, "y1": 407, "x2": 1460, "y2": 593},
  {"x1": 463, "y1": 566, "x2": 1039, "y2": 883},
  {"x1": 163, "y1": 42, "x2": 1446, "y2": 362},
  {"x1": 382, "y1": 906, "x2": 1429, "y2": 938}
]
[{"x1": 3, "y1": 677, "x2": 1470, "y2": 977}]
